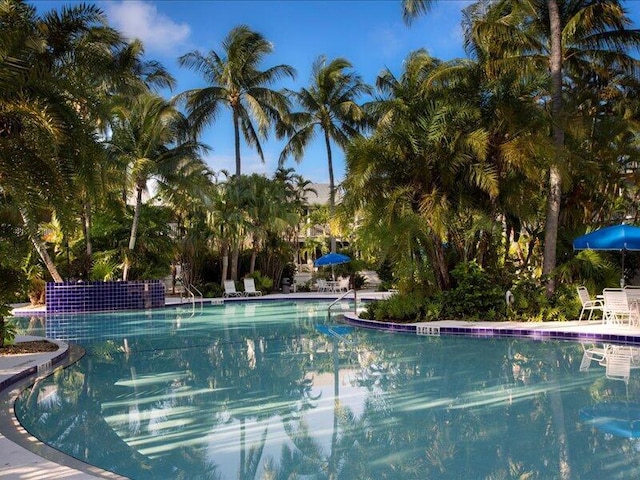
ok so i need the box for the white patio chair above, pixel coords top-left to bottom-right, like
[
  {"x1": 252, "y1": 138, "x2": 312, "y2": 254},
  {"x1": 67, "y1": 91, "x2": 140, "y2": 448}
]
[
  {"x1": 336, "y1": 277, "x2": 350, "y2": 292},
  {"x1": 576, "y1": 286, "x2": 604, "y2": 322},
  {"x1": 316, "y1": 279, "x2": 327, "y2": 292},
  {"x1": 625, "y1": 287, "x2": 640, "y2": 326},
  {"x1": 223, "y1": 280, "x2": 242, "y2": 298},
  {"x1": 603, "y1": 288, "x2": 631, "y2": 325},
  {"x1": 605, "y1": 346, "x2": 632, "y2": 383},
  {"x1": 579, "y1": 343, "x2": 610, "y2": 371},
  {"x1": 243, "y1": 278, "x2": 262, "y2": 296}
]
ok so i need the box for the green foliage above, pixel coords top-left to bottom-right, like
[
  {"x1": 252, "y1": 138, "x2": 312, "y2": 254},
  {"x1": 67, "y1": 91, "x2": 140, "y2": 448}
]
[
  {"x1": 441, "y1": 262, "x2": 506, "y2": 321},
  {"x1": 0, "y1": 317, "x2": 17, "y2": 348},
  {"x1": 361, "y1": 292, "x2": 433, "y2": 323},
  {"x1": 90, "y1": 252, "x2": 121, "y2": 281},
  {"x1": 202, "y1": 282, "x2": 223, "y2": 298},
  {"x1": 508, "y1": 277, "x2": 576, "y2": 322}
]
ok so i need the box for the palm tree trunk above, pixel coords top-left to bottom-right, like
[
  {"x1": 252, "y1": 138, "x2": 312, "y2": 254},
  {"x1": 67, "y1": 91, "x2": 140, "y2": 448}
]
[
  {"x1": 231, "y1": 243, "x2": 240, "y2": 281},
  {"x1": 324, "y1": 130, "x2": 337, "y2": 253},
  {"x1": 19, "y1": 207, "x2": 64, "y2": 283},
  {"x1": 124, "y1": 184, "x2": 143, "y2": 281},
  {"x1": 83, "y1": 201, "x2": 93, "y2": 258},
  {"x1": 233, "y1": 107, "x2": 242, "y2": 177},
  {"x1": 221, "y1": 241, "x2": 229, "y2": 283},
  {"x1": 430, "y1": 233, "x2": 450, "y2": 290},
  {"x1": 82, "y1": 200, "x2": 93, "y2": 279},
  {"x1": 542, "y1": 0, "x2": 564, "y2": 298},
  {"x1": 249, "y1": 235, "x2": 258, "y2": 274}
]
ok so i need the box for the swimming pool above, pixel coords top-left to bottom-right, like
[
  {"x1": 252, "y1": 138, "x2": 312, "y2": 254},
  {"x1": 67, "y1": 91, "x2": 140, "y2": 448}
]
[{"x1": 13, "y1": 301, "x2": 640, "y2": 479}]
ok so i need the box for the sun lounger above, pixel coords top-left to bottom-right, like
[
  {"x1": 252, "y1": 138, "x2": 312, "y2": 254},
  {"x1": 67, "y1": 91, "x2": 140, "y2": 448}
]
[{"x1": 243, "y1": 278, "x2": 262, "y2": 296}]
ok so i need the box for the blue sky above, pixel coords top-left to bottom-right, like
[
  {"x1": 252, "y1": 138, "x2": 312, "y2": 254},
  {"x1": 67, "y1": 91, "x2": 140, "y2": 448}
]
[{"x1": 32, "y1": 1, "x2": 640, "y2": 184}]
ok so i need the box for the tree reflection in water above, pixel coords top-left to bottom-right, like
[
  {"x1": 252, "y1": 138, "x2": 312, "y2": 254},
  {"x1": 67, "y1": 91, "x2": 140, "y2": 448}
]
[{"x1": 12, "y1": 303, "x2": 640, "y2": 479}]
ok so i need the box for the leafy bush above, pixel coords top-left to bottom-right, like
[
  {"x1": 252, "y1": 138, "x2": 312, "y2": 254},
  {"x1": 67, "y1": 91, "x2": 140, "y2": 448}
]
[
  {"x1": 361, "y1": 292, "x2": 432, "y2": 323},
  {"x1": 203, "y1": 282, "x2": 224, "y2": 298},
  {"x1": 441, "y1": 261, "x2": 506, "y2": 321},
  {"x1": 509, "y1": 278, "x2": 576, "y2": 322},
  {"x1": 0, "y1": 302, "x2": 15, "y2": 347}
]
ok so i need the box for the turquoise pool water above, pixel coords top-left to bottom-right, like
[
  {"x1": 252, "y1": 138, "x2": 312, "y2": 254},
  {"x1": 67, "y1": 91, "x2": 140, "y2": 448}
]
[{"x1": 12, "y1": 301, "x2": 640, "y2": 479}]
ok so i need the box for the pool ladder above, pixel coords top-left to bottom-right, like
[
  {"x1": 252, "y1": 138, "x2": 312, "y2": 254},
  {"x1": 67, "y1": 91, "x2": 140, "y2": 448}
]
[
  {"x1": 327, "y1": 289, "x2": 358, "y2": 316},
  {"x1": 181, "y1": 283, "x2": 204, "y2": 310}
]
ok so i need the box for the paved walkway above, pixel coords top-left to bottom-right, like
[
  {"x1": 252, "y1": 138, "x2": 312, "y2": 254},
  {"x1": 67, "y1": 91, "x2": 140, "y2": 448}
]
[{"x1": 2, "y1": 293, "x2": 640, "y2": 479}]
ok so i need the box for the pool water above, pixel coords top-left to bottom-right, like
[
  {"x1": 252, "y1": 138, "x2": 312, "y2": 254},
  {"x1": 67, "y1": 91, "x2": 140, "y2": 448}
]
[{"x1": 13, "y1": 301, "x2": 640, "y2": 479}]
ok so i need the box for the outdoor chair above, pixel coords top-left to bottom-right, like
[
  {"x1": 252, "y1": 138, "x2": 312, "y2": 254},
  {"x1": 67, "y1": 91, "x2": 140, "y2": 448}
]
[
  {"x1": 605, "y1": 347, "x2": 632, "y2": 384},
  {"x1": 603, "y1": 288, "x2": 632, "y2": 325},
  {"x1": 316, "y1": 279, "x2": 328, "y2": 292},
  {"x1": 223, "y1": 280, "x2": 242, "y2": 298},
  {"x1": 243, "y1": 278, "x2": 262, "y2": 296},
  {"x1": 579, "y1": 343, "x2": 610, "y2": 372},
  {"x1": 337, "y1": 277, "x2": 350, "y2": 293},
  {"x1": 576, "y1": 286, "x2": 604, "y2": 322}
]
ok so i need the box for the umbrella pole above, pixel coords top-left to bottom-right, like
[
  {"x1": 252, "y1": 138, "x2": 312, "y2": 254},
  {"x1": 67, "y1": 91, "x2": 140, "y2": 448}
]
[{"x1": 622, "y1": 250, "x2": 626, "y2": 287}]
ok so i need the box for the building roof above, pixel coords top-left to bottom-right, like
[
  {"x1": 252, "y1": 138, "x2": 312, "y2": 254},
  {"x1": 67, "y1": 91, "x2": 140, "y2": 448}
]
[{"x1": 304, "y1": 183, "x2": 342, "y2": 206}]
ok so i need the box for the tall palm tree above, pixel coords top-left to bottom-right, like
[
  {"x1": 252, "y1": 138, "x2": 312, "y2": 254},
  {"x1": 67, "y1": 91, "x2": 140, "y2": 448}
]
[
  {"x1": 0, "y1": 0, "x2": 121, "y2": 282},
  {"x1": 344, "y1": 50, "x2": 497, "y2": 290},
  {"x1": 279, "y1": 56, "x2": 371, "y2": 253},
  {"x1": 468, "y1": 0, "x2": 640, "y2": 295},
  {"x1": 108, "y1": 93, "x2": 207, "y2": 280},
  {"x1": 178, "y1": 25, "x2": 295, "y2": 177}
]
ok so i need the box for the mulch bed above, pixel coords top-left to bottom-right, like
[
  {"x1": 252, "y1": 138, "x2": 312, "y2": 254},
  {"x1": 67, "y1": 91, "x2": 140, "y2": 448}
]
[{"x1": 0, "y1": 340, "x2": 59, "y2": 355}]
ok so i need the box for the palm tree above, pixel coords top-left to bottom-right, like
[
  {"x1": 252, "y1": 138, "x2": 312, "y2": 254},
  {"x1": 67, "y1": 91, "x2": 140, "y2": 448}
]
[
  {"x1": 401, "y1": 0, "x2": 435, "y2": 25},
  {"x1": 108, "y1": 93, "x2": 207, "y2": 280},
  {"x1": 344, "y1": 50, "x2": 498, "y2": 290},
  {"x1": 468, "y1": 0, "x2": 640, "y2": 295},
  {"x1": 0, "y1": 0, "x2": 119, "y2": 282},
  {"x1": 178, "y1": 25, "x2": 295, "y2": 178},
  {"x1": 279, "y1": 56, "x2": 371, "y2": 253}
]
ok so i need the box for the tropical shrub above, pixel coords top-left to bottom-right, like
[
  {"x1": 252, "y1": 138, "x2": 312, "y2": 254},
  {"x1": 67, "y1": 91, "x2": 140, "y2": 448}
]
[
  {"x1": 0, "y1": 315, "x2": 16, "y2": 347},
  {"x1": 441, "y1": 261, "x2": 506, "y2": 321},
  {"x1": 360, "y1": 292, "x2": 433, "y2": 323}
]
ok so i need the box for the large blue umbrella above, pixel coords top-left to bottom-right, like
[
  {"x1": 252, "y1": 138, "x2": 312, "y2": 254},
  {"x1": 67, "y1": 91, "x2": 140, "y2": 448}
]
[
  {"x1": 314, "y1": 253, "x2": 351, "y2": 267},
  {"x1": 580, "y1": 402, "x2": 640, "y2": 438},
  {"x1": 573, "y1": 224, "x2": 640, "y2": 286},
  {"x1": 314, "y1": 253, "x2": 351, "y2": 280}
]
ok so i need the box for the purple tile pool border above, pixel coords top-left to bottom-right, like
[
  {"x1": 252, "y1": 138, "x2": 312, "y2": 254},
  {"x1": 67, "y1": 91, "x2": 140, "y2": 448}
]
[
  {"x1": 45, "y1": 280, "x2": 165, "y2": 314},
  {"x1": 341, "y1": 314, "x2": 640, "y2": 346}
]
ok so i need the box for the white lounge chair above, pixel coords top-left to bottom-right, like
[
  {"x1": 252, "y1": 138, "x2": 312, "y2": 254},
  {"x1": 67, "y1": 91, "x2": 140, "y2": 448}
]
[
  {"x1": 243, "y1": 278, "x2": 262, "y2": 296},
  {"x1": 223, "y1": 280, "x2": 242, "y2": 297},
  {"x1": 577, "y1": 286, "x2": 604, "y2": 322}
]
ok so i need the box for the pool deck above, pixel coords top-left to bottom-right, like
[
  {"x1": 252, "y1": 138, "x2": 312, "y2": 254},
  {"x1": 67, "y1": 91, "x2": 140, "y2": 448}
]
[{"x1": 2, "y1": 291, "x2": 640, "y2": 479}]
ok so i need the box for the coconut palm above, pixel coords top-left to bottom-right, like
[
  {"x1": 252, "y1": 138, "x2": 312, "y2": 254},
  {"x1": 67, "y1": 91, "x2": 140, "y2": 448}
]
[
  {"x1": 0, "y1": 0, "x2": 123, "y2": 282},
  {"x1": 178, "y1": 25, "x2": 295, "y2": 178},
  {"x1": 467, "y1": 0, "x2": 640, "y2": 295},
  {"x1": 279, "y1": 56, "x2": 371, "y2": 253},
  {"x1": 108, "y1": 93, "x2": 207, "y2": 280}
]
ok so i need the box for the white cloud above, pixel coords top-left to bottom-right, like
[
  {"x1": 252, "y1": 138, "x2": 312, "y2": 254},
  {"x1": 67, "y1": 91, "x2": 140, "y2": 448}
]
[{"x1": 105, "y1": 1, "x2": 191, "y2": 56}]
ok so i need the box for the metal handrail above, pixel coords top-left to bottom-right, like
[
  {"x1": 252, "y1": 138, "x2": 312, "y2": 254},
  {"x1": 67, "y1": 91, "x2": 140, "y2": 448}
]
[
  {"x1": 327, "y1": 289, "x2": 357, "y2": 315},
  {"x1": 181, "y1": 283, "x2": 203, "y2": 309}
]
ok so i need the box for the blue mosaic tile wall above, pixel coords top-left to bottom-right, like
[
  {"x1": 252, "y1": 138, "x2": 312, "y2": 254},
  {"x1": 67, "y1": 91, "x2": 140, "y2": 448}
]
[{"x1": 46, "y1": 280, "x2": 165, "y2": 313}]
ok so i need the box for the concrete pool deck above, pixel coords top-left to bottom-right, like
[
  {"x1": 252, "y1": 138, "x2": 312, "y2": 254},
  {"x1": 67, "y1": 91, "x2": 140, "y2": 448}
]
[{"x1": 3, "y1": 292, "x2": 640, "y2": 479}]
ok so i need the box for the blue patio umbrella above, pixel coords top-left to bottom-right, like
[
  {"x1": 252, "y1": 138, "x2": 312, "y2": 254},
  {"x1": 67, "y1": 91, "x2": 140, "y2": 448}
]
[
  {"x1": 580, "y1": 402, "x2": 640, "y2": 438},
  {"x1": 314, "y1": 252, "x2": 351, "y2": 280},
  {"x1": 573, "y1": 224, "x2": 640, "y2": 286}
]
